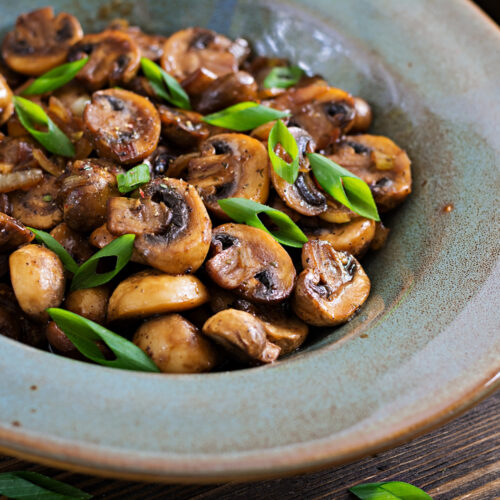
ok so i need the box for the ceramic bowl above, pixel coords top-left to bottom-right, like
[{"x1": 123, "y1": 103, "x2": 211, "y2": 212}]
[{"x1": 0, "y1": 0, "x2": 499, "y2": 482}]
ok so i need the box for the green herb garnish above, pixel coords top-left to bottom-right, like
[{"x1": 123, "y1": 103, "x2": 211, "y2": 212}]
[
  {"x1": 22, "y1": 57, "x2": 89, "y2": 96},
  {"x1": 140, "y1": 57, "x2": 191, "y2": 110},
  {"x1": 308, "y1": 153, "x2": 380, "y2": 221},
  {"x1": 262, "y1": 65, "x2": 304, "y2": 89},
  {"x1": 48, "y1": 308, "x2": 160, "y2": 372},
  {"x1": 218, "y1": 198, "x2": 308, "y2": 248},
  {"x1": 13, "y1": 96, "x2": 75, "y2": 157},
  {"x1": 116, "y1": 163, "x2": 150, "y2": 194},
  {"x1": 71, "y1": 234, "x2": 135, "y2": 291},
  {"x1": 349, "y1": 481, "x2": 432, "y2": 499},
  {"x1": 268, "y1": 119, "x2": 299, "y2": 184},
  {"x1": 0, "y1": 470, "x2": 92, "y2": 499},
  {"x1": 203, "y1": 102, "x2": 290, "y2": 131}
]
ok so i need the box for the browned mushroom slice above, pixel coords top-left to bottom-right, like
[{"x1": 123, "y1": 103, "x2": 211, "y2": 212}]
[
  {"x1": 161, "y1": 27, "x2": 248, "y2": 81},
  {"x1": 143, "y1": 145, "x2": 177, "y2": 178},
  {"x1": 68, "y1": 30, "x2": 140, "y2": 90},
  {"x1": 194, "y1": 71, "x2": 258, "y2": 114},
  {"x1": 133, "y1": 314, "x2": 219, "y2": 373},
  {"x1": 245, "y1": 56, "x2": 289, "y2": 98},
  {"x1": 49, "y1": 222, "x2": 94, "y2": 264},
  {"x1": 158, "y1": 106, "x2": 210, "y2": 149},
  {"x1": 83, "y1": 88, "x2": 161, "y2": 165},
  {"x1": 0, "y1": 137, "x2": 39, "y2": 174},
  {"x1": 0, "y1": 211, "x2": 34, "y2": 252},
  {"x1": 269, "y1": 84, "x2": 355, "y2": 149},
  {"x1": 2, "y1": 7, "x2": 83, "y2": 76},
  {"x1": 9, "y1": 174, "x2": 62, "y2": 230},
  {"x1": 292, "y1": 240, "x2": 370, "y2": 326},
  {"x1": 328, "y1": 135, "x2": 412, "y2": 212},
  {"x1": 108, "y1": 270, "x2": 209, "y2": 321},
  {"x1": 187, "y1": 134, "x2": 270, "y2": 218},
  {"x1": 202, "y1": 309, "x2": 280, "y2": 364},
  {"x1": 370, "y1": 221, "x2": 390, "y2": 251},
  {"x1": 302, "y1": 217, "x2": 376, "y2": 257},
  {"x1": 318, "y1": 197, "x2": 357, "y2": 224},
  {"x1": 206, "y1": 223, "x2": 296, "y2": 303},
  {"x1": 0, "y1": 75, "x2": 13, "y2": 126},
  {"x1": 0, "y1": 169, "x2": 44, "y2": 193},
  {"x1": 58, "y1": 158, "x2": 124, "y2": 232},
  {"x1": 270, "y1": 127, "x2": 326, "y2": 216},
  {"x1": 107, "y1": 177, "x2": 211, "y2": 274},
  {"x1": 348, "y1": 97, "x2": 373, "y2": 133}
]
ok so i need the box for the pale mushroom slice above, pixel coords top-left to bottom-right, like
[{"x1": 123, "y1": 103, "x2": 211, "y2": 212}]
[
  {"x1": 65, "y1": 286, "x2": 110, "y2": 324},
  {"x1": 328, "y1": 135, "x2": 412, "y2": 212},
  {"x1": 107, "y1": 177, "x2": 211, "y2": 274},
  {"x1": 0, "y1": 75, "x2": 13, "y2": 126},
  {"x1": 161, "y1": 27, "x2": 249, "y2": 81},
  {"x1": 206, "y1": 223, "x2": 296, "y2": 303},
  {"x1": 0, "y1": 211, "x2": 34, "y2": 252},
  {"x1": 292, "y1": 240, "x2": 370, "y2": 326},
  {"x1": 268, "y1": 84, "x2": 356, "y2": 149},
  {"x1": 107, "y1": 270, "x2": 209, "y2": 321},
  {"x1": 187, "y1": 134, "x2": 270, "y2": 218},
  {"x1": 83, "y1": 88, "x2": 161, "y2": 165},
  {"x1": 68, "y1": 30, "x2": 140, "y2": 90},
  {"x1": 202, "y1": 309, "x2": 280, "y2": 364},
  {"x1": 133, "y1": 314, "x2": 219, "y2": 373},
  {"x1": 2, "y1": 7, "x2": 83, "y2": 76},
  {"x1": 270, "y1": 127, "x2": 327, "y2": 216}
]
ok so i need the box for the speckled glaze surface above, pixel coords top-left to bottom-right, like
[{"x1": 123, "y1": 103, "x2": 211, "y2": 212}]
[{"x1": 0, "y1": 0, "x2": 499, "y2": 482}]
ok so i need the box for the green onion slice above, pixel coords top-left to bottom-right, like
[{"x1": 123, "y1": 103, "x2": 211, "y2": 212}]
[
  {"x1": 349, "y1": 481, "x2": 433, "y2": 499},
  {"x1": 48, "y1": 308, "x2": 160, "y2": 372},
  {"x1": 308, "y1": 153, "x2": 380, "y2": 221},
  {"x1": 203, "y1": 102, "x2": 290, "y2": 131},
  {"x1": 218, "y1": 198, "x2": 308, "y2": 248},
  {"x1": 262, "y1": 65, "x2": 304, "y2": 89},
  {"x1": 268, "y1": 119, "x2": 300, "y2": 184},
  {"x1": 116, "y1": 163, "x2": 151, "y2": 194},
  {"x1": 13, "y1": 96, "x2": 75, "y2": 157},
  {"x1": 22, "y1": 57, "x2": 89, "y2": 96}
]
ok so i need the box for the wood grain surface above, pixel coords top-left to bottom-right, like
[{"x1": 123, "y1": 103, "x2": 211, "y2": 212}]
[{"x1": 0, "y1": 390, "x2": 498, "y2": 499}]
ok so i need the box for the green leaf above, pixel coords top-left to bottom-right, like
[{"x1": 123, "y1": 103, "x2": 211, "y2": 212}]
[
  {"x1": 262, "y1": 65, "x2": 304, "y2": 89},
  {"x1": 22, "y1": 57, "x2": 89, "y2": 96},
  {"x1": 48, "y1": 308, "x2": 160, "y2": 372},
  {"x1": 218, "y1": 198, "x2": 308, "y2": 248},
  {"x1": 202, "y1": 102, "x2": 290, "y2": 131},
  {"x1": 116, "y1": 163, "x2": 151, "y2": 194},
  {"x1": 28, "y1": 227, "x2": 79, "y2": 274},
  {"x1": 0, "y1": 470, "x2": 92, "y2": 499},
  {"x1": 268, "y1": 119, "x2": 299, "y2": 184},
  {"x1": 71, "y1": 234, "x2": 135, "y2": 291},
  {"x1": 140, "y1": 57, "x2": 191, "y2": 109},
  {"x1": 308, "y1": 152, "x2": 380, "y2": 221},
  {"x1": 13, "y1": 96, "x2": 75, "y2": 157},
  {"x1": 349, "y1": 481, "x2": 433, "y2": 499}
]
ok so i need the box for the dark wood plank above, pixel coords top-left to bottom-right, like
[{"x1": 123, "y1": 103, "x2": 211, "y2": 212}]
[{"x1": 1, "y1": 391, "x2": 498, "y2": 499}]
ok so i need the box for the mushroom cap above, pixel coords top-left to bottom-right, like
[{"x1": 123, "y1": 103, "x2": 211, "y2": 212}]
[
  {"x1": 292, "y1": 240, "x2": 370, "y2": 326},
  {"x1": 202, "y1": 309, "x2": 280, "y2": 364},
  {"x1": 349, "y1": 97, "x2": 373, "y2": 133},
  {"x1": 65, "y1": 286, "x2": 110, "y2": 324},
  {"x1": 2, "y1": 7, "x2": 83, "y2": 76},
  {"x1": 83, "y1": 88, "x2": 161, "y2": 165},
  {"x1": 206, "y1": 223, "x2": 296, "y2": 303},
  {"x1": 49, "y1": 222, "x2": 94, "y2": 265},
  {"x1": 133, "y1": 314, "x2": 219, "y2": 373},
  {"x1": 107, "y1": 270, "x2": 209, "y2": 321},
  {"x1": 0, "y1": 74, "x2": 13, "y2": 126},
  {"x1": 0, "y1": 211, "x2": 34, "y2": 252},
  {"x1": 187, "y1": 133, "x2": 270, "y2": 218},
  {"x1": 158, "y1": 106, "x2": 210, "y2": 150}
]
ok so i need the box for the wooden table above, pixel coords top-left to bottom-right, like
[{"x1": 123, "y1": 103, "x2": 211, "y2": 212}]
[{"x1": 1, "y1": 390, "x2": 498, "y2": 499}]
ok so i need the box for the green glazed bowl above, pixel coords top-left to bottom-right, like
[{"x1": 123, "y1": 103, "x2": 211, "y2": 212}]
[{"x1": 0, "y1": 0, "x2": 499, "y2": 482}]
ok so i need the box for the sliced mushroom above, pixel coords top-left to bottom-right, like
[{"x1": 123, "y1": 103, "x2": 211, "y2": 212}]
[
  {"x1": 9, "y1": 244, "x2": 65, "y2": 321},
  {"x1": 58, "y1": 158, "x2": 124, "y2": 232},
  {"x1": 10, "y1": 173, "x2": 62, "y2": 230},
  {"x1": 2, "y1": 7, "x2": 83, "y2": 76},
  {"x1": 181, "y1": 67, "x2": 218, "y2": 99},
  {"x1": 245, "y1": 56, "x2": 289, "y2": 98},
  {"x1": 370, "y1": 221, "x2": 390, "y2": 251},
  {"x1": 187, "y1": 134, "x2": 270, "y2": 218},
  {"x1": 349, "y1": 97, "x2": 372, "y2": 133},
  {"x1": 292, "y1": 240, "x2": 370, "y2": 326},
  {"x1": 202, "y1": 309, "x2": 280, "y2": 364},
  {"x1": 161, "y1": 27, "x2": 248, "y2": 81},
  {"x1": 206, "y1": 223, "x2": 296, "y2": 303},
  {"x1": 68, "y1": 30, "x2": 140, "y2": 90},
  {"x1": 0, "y1": 194, "x2": 10, "y2": 214},
  {"x1": 318, "y1": 198, "x2": 357, "y2": 224},
  {"x1": 270, "y1": 127, "x2": 327, "y2": 216},
  {"x1": 133, "y1": 314, "x2": 219, "y2": 373},
  {"x1": 0, "y1": 169, "x2": 44, "y2": 194},
  {"x1": 65, "y1": 286, "x2": 110, "y2": 324},
  {"x1": 107, "y1": 177, "x2": 211, "y2": 274},
  {"x1": 158, "y1": 106, "x2": 210, "y2": 150},
  {"x1": 269, "y1": 84, "x2": 355, "y2": 149},
  {"x1": 107, "y1": 270, "x2": 209, "y2": 321},
  {"x1": 327, "y1": 135, "x2": 412, "y2": 211},
  {"x1": 0, "y1": 211, "x2": 34, "y2": 252},
  {"x1": 143, "y1": 145, "x2": 178, "y2": 178},
  {"x1": 50, "y1": 222, "x2": 94, "y2": 264},
  {"x1": 0, "y1": 74, "x2": 13, "y2": 126},
  {"x1": 0, "y1": 137, "x2": 39, "y2": 174},
  {"x1": 83, "y1": 88, "x2": 161, "y2": 164}
]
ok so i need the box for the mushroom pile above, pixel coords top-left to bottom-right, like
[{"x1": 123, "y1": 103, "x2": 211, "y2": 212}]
[{"x1": 0, "y1": 8, "x2": 411, "y2": 373}]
